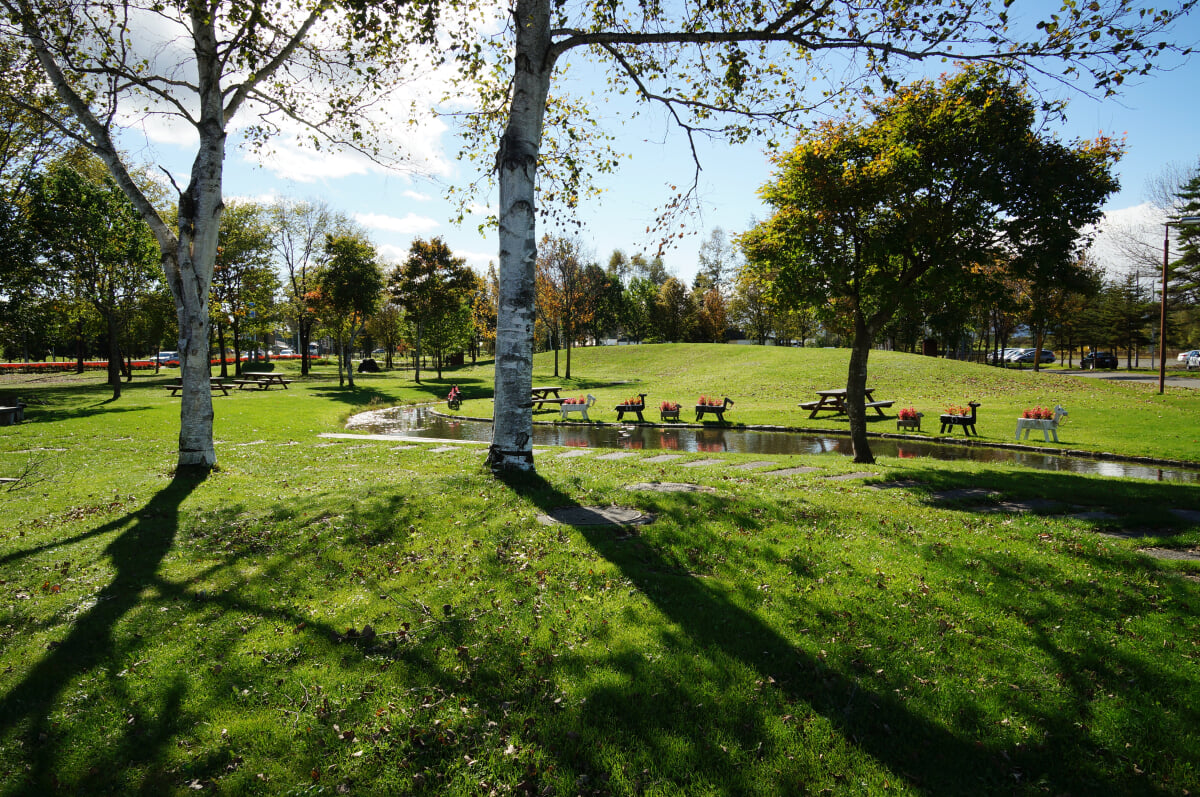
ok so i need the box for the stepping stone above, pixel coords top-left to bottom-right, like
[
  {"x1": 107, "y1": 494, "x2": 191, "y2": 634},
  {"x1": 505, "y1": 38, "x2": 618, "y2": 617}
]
[
  {"x1": 1170, "y1": 509, "x2": 1200, "y2": 525},
  {"x1": 870, "y1": 479, "x2": 925, "y2": 490},
  {"x1": 680, "y1": 458, "x2": 725, "y2": 468},
  {"x1": 1070, "y1": 510, "x2": 1119, "y2": 522},
  {"x1": 930, "y1": 488, "x2": 1000, "y2": 502},
  {"x1": 1140, "y1": 547, "x2": 1200, "y2": 561},
  {"x1": 976, "y1": 498, "x2": 1063, "y2": 514},
  {"x1": 626, "y1": 482, "x2": 717, "y2": 494},
  {"x1": 763, "y1": 466, "x2": 821, "y2": 476},
  {"x1": 428, "y1": 446, "x2": 460, "y2": 453},
  {"x1": 557, "y1": 449, "x2": 594, "y2": 458},
  {"x1": 390, "y1": 445, "x2": 419, "y2": 451},
  {"x1": 643, "y1": 454, "x2": 683, "y2": 463},
  {"x1": 730, "y1": 461, "x2": 777, "y2": 470},
  {"x1": 537, "y1": 506, "x2": 653, "y2": 526},
  {"x1": 825, "y1": 472, "x2": 878, "y2": 481},
  {"x1": 1098, "y1": 529, "x2": 1161, "y2": 540},
  {"x1": 596, "y1": 452, "x2": 640, "y2": 461}
]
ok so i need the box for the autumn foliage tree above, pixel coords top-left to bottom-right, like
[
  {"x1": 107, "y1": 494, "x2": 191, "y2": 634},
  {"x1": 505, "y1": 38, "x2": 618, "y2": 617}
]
[
  {"x1": 388, "y1": 237, "x2": 474, "y2": 383},
  {"x1": 741, "y1": 65, "x2": 1120, "y2": 463}
]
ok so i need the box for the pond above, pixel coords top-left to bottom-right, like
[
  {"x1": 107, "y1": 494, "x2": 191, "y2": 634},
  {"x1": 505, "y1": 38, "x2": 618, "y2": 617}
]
[{"x1": 348, "y1": 406, "x2": 1200, "y2": 484}]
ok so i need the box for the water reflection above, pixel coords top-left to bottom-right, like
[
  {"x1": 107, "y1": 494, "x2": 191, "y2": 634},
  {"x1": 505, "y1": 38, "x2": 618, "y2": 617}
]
[{"x1": 349, "y1": 406, "x2": 1200, "y2": 484}]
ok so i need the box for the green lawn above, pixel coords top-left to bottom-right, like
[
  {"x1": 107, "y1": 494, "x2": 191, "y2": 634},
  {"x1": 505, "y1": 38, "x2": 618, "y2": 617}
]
[{"x1": 1, "y1": 347, "x2": 1198, "y2": 795}]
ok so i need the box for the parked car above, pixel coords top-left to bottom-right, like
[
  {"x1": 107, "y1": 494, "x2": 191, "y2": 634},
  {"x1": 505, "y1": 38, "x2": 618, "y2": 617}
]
[
  {"x1": 1011, "y1": 348, "x2": 1055, "y2": 364},
  {"x1": 153, "y1": 350, "x2": 179, "y2": 366},
  {"x1": 1187, "y1": 353, "x2": 1200, "y2": 371},
  {"x1": 986, "y1": 348, "x2": 1021, "y2": 364},
  {"x1": 1081, "y1": 350, "x2": 1118, "y2": 370},
  {"x1": 1177, "y1": 349, "x2": 1200, "y2": 363}
]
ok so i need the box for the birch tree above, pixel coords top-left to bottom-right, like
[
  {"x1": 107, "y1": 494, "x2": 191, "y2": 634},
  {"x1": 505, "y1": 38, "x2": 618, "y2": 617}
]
[
  {"x1": 0, "y1": 0, "x2": 439, "y2": 471},
  {"x1": 457, "y1": 0, "x2": 1194, "y2": 472}
]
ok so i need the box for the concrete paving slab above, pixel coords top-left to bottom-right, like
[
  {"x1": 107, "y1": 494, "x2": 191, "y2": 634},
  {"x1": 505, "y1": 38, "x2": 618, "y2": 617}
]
[
  {"x1": 762, "y1": 466, "x2": 822, "y2": 476},
  {"x1": 825, "y1": 472, "x2": 878, "y2": 481},
  {"x1": 537, "y1": 506, "x2": 653, "y2": 526},
  {"x1": 557, "y1": 449, "x2": 594, "y2": 458},
  {"x1": 679, "y1": 458, "x2": 726, "y2": 468},
  {"x1": 930, "y1": 488, "x2": 1001, "y2": 502},
  {"x1": 643, "y1": 454, "x2": 684, "y2": 463},
  {"x1": 1140, "y1": 547, "x2": 1200, "y2": 561},
  {"x1": 730, "y1": 461, "x2": 778, "y2": 470},
  {"x1": 596, "y1": 451, "x2": 640, "y2": 461},
  {"x1": 625, "y1": 482, "x2": 717, "y2": 493}
]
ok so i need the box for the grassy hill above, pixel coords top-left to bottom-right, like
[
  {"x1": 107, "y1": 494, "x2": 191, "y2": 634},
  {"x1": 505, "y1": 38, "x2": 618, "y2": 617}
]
[{"x1": 486, "y1": 344, "x2": 1200, "y2": 463}]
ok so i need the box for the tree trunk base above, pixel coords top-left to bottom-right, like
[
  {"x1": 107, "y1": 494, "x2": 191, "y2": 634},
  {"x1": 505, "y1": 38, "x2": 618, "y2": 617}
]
[{"x1": 486, "y1": 445, "x2": 534, "y2": 473}]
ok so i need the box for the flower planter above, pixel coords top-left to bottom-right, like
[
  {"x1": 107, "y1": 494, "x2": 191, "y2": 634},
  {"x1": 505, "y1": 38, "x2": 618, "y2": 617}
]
[
  {"x1": 896, "y1": 413, "x2": 923, "y2": 432},
  {"x1": 660, "y1": 409, "x2": 680, "y2": 422}
]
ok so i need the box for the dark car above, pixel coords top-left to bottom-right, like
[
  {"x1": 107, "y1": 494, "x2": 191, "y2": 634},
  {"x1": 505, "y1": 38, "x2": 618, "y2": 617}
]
[{"x1": 1081, "y1": 351, "x2": 1118, "y2": 370}]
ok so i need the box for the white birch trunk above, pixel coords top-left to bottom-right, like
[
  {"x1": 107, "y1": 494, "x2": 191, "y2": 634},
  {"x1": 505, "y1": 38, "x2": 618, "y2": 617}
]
[{"x1": 489, "y1": 0, "x2": 554, "y2": 472}]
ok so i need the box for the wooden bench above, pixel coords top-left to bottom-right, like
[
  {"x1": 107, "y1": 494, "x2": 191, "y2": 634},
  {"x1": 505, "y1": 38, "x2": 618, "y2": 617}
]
[
  {"x1": 798, "y1": 400, "x2": 821, "y2": 411},
  {"x1": 864, "y1": 399, "x2": 895, "y2": 416},
  {"x1": 167, "y1": 380, "x2": 230, "y2": 396},
  {"x1": 233, "y1": 379, "x2": 272, "y2": 390}
]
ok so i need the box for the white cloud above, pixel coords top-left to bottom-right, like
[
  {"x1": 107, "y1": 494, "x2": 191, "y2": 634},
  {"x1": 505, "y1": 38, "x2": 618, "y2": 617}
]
[
  {"x1": 459, "y1": 249, "x2": 496, "y2": 271},
  {"x1": 356, "y1": 212, "x2": 440, "y2": 234},
  {"x1": 1087, "y1": 202, "x2": 1167, "y2": 278},
  {"x1": 404, "y1": 190, "x2": 434, "y2": 202}
]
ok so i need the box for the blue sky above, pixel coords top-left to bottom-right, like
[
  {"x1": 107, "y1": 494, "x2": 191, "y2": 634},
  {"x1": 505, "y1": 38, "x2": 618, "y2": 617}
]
[{"x1": 143, "y1": 15, "x2": 1200, "y2": 285}]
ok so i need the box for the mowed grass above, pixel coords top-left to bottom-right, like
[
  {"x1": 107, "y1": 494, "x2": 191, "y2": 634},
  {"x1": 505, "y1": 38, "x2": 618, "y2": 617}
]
[{"x1": 0, "y1": 348, "x2": 1197, "y2": 795}]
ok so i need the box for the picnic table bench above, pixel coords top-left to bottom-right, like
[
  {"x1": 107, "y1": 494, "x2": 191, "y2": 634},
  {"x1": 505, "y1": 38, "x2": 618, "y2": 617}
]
[
  {"x1": 801, "y1": 388, "x2": 893, "y2": 418},
  {"x1": 530, "y1": 386, "x2": 563, "y2": 409},
  {"x1": 241, "y1": 372, "x2": 293, "y2": 389},
  {"x1": 168, "y1": 378, "x2": 230, "y2": 396}
]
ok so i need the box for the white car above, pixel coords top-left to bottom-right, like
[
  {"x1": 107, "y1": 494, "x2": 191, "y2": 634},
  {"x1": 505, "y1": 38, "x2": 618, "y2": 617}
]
[
  {"x1": 153, "y1": 350, "x2": 179, "y2": 365},
  {"x1": 1178, "y1": 349, "x2": 1200, "y2": 363},
  {"x1": 1188, "y1": 353, "x2": 1200, "y2": 371}
]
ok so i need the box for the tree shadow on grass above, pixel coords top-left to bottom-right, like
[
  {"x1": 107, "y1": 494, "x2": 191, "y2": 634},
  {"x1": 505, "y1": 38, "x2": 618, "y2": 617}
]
[
  {"x1": 495, "y1": 468, "x2": 1199, "y2": 794},
  {"x1": 495, "y1": 469, "x2": 1010, "y2": 793},
  {"x1": 0, "y1": 472, "x2": 205, "y2": 793}
]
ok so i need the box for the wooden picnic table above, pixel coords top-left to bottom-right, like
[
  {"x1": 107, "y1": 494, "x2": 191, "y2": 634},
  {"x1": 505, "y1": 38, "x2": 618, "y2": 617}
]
[
  {"x1": 530, "y1": 385, "x2": 563, "y2": 409},
  {"x1": 168, "y1": 377, "x2": 230, "y2": 396},
  {"x1": 241, "y1": 371, "x2": 293, "y2": 389},
  {"x1": 799, "y1": 388, "x2": 894, "y2": 418}
]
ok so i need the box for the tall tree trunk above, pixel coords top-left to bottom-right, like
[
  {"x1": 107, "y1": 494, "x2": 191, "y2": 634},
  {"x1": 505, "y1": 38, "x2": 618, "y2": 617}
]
[
  {"x1": 565, "y1": 321, "x2": 572, "y2": 380},
  {"x1": 106, "y1": 314, "x2": 122, "y2": 400},
  {"x1": 232, "y1": 319, "x2": 243, "y2": 376},
  {"x1": 489, "y1": 0, "x2": 554, "y2": 472},
  {"x1": 414, "y1": 320, "x2": 423, "y2": 383},
  {"x1": 217, "y1": 323, "x2": 228, "y2": 378},
  {"x1": 846, "y1": 309, "x2": 875, "y2": 465},
  {"x1": 300, "y1": 321, "x2": 311, "y2": 375}
]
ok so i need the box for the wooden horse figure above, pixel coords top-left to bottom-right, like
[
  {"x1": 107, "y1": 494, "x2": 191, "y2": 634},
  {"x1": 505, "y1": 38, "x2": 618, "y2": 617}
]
[
  {"x1": 614, "y1": 394, "x2": 648, "y2": 422},
  {"x1": 696, "y1": 397, "x2": 735, "y2": 423},
  {"x1": 559, "y1": 394, "x2": 597, "y2": 421},
  {"x1": 1015, "y1": 405, "x2": 1067, "y2": 442},
  {"x1": 939, "y1": 401, "x2": 981, "y2": 435}
]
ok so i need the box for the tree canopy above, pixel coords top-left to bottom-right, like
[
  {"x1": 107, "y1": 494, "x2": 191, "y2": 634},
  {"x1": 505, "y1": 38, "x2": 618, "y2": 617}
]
[{"x1": 741, "y1": 64, "x2": 1120, "y2": 463}]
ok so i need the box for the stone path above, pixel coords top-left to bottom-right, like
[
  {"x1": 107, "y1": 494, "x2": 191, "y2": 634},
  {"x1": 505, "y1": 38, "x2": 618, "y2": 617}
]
[{"x1": 315, "y1": 436, "x2": 1200, "y2": 555}]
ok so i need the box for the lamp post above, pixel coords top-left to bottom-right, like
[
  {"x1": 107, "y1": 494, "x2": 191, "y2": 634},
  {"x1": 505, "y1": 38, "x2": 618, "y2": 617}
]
[{"x1": 1159, "y1": 215, "x2": 1200, "y2": 393}]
